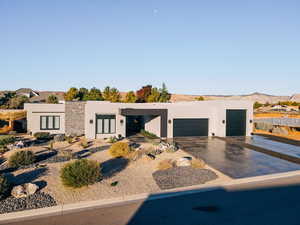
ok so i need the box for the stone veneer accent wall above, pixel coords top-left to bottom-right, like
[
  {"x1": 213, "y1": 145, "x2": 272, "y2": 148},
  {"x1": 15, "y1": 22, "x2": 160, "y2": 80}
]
[{"x1": 65, "y1": 101, "x2": 86, "y2": 136}]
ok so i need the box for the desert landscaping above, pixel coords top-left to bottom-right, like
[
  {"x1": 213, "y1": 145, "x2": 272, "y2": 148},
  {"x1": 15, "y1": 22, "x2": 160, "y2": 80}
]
[{"x1": 0, "y1": 133, "x2": 230, "y2": 214}]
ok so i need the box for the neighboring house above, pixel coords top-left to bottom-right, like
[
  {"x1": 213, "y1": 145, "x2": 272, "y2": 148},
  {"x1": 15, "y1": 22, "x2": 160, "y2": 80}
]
[
  {"x1": 24, "y1": 100, "x2": 253, "y2": 139},
  {"x1": 16, "y1": 88, "x2": 39, "y2": 98}
]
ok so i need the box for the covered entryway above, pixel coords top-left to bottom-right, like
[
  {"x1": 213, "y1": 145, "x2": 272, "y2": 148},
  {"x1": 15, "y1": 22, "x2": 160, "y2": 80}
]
[
  {"x1": 226, "y1": 109, "x2": 246, "y2": 136},
  {"x1": 120, "y1": 108, "x2": 168, "y2": 138},
  {"x1": 173, "y1": 119, "x2": 209, "y2": 137}
]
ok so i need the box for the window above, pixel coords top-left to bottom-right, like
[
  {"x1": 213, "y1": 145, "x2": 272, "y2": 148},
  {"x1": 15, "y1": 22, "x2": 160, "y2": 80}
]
[
  {"x1": 96, "y1": 115, "x2": 116, "y2": 134},
  {"x1": 40, "y1": 116, "x2": 60, "y2": 130}
]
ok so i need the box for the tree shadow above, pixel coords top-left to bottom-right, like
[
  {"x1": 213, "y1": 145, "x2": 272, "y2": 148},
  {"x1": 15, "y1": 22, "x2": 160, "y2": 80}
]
[
  {"x1": 73, "y1": 146, "x2": 110, "y2": 159},
  {"x1": 35, "y1": 150, "x2": 57, "y2": 163},
  {"x1": 11, "y1": 167, "x2": 48, "y2": 185},
  {"x1": 101, "y1": 157, "x2": 129, "y2": 179}
]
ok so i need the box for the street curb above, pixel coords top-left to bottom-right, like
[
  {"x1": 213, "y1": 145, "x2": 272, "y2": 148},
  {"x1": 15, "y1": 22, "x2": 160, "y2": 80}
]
[{"x1": 1, "y1": 170, "x2": 300, "y2": 224}]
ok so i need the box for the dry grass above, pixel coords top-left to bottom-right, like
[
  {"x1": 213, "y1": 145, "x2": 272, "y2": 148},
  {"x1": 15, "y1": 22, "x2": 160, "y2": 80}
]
[
  {"x1": 191, "y1": 159, "x2": 206, "y2": 169},
  {"x1": 254, "y1": 113, "x2": 300, "y2": 118},
  {"x1": 157, "y1": 159, "x2": 174, "y2": 170},
  {"x1": 254, "y1": 129, "x2": 300, "y2": 141}
]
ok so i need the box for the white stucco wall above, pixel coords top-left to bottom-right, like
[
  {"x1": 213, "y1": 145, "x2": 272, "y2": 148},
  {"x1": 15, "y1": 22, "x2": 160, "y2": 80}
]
[
  {"x1": 144, "y1": 115, "x2": 161, "y2": 137},
  {"x1": 24, "y1": 103, "x2": 65, "y2": 135},
  {"x1": 84, "y1": 100, "x2": 253, "y2": 139}
]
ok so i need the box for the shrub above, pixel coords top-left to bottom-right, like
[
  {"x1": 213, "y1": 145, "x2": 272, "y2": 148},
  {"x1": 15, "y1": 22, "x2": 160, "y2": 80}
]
[
  {"x1": 34, "y1": 132, "x2": 51, "y2": 140},
  {"x1": 140, "y1": 129, "x2": 158, "y2": 139},
  {"x1": 80, "y1": 138, "x2": 89, "y2": 148},
  {"x1": 0, "y1": 135, "x2": 16, "y2": 147},
  {"x1": 108, "y1": 136, "x2": 118, "y2": 144},
  {"x1": 0, "y1": 145, "x2": 9, "y2": 154},
  {"x1": 157, "y1": 159, "x2": 174, "y2": 170},
  {"x1": 65, "y1": 136, "x2": 73, "y2": 144},
  {"x1": 8, "y1": 150, "x2": 35, "y2": 168},
  {"x1": 191, "y1": 159, "x2": 206, "y2": 169},
  {"x1": 0, "y1": 174, "x2": 10, "y2": 200},
  {"x1": 109, "y1": 142, "x2": 131, "y2": 158},
  {"x1": 60, "y1": 159, "x2": 101, "y2": 188}
]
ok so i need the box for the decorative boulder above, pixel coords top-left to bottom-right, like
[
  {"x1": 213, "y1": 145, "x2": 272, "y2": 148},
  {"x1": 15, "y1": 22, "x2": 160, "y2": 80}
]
[
  {"x1": 176, "y1": 157, "x2": 192, "y2": 167},
  {"x1": 11, "y1": 183, "x2": 39, "y2": 198},
  {"x1": 11, "y1": 185, "x2": 27, "y2": 198},
  {"x1": 24, "y1": 183, "x2": 39, "y2": 195}
]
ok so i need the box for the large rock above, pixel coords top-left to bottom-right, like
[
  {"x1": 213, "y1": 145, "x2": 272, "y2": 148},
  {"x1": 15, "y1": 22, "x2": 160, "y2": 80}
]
[
  {"x1": 11, "y1": 186, "x2": 27, "y2": 198},
  {"x1": 11, "y1": 183, "x2": 39, "y2": 198},
  {"x1": 24, "y1": 183, "x2": 39, "y2": 195},
  {"x1": 176, "y1": 157, "x2": 192, "y2": 167}
]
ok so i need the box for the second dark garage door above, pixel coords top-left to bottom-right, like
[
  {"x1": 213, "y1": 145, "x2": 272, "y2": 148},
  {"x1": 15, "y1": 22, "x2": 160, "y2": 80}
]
[{"x1": 173, "y1": 119, "x2": 209, "y2": 137}]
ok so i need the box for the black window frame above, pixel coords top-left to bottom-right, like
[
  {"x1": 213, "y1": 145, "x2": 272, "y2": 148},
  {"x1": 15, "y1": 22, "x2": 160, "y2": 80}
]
[
  {"x1": 96, "y1": 114, "x2": 116, "y2": 134},
  {"x1": 40, "y1": 116, "x2": 60, "y2": 130}
]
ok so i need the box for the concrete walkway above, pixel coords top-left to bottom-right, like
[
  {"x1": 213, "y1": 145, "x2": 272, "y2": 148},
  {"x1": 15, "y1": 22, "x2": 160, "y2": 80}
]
[{"x1": 2, "y1": 172, "x2": 300, "y2": 225}]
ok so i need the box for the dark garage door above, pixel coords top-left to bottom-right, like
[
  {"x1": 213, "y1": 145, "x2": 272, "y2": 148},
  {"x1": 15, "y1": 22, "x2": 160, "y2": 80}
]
[
  {"x1": 226, "y1": 109, "x2": 246, "y2": 136},
  {"x1": 173, "y1": 119, "x2": 209, "y2": 137}
]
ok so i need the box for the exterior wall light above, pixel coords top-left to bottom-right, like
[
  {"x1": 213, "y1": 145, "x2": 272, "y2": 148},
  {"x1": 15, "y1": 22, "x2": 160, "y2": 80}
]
[
  {"x1": 168, "y1": 119, "x2": 172, "y2": 124},
  {"x1": 222, "y1": 120, "x2": 225, "y2": 124},
  {"x1": 212, "y1": 133, "x2": 215, "y2": 136},
  {"x1": 250, "y1": 120, "x2": 253, "y2": 123},
  {"x1": 89, "y1": 119, "x2": 93, "y2": 124},
  {"x1": 120, "y1": 119, "x2": 124, "y2": 124}
]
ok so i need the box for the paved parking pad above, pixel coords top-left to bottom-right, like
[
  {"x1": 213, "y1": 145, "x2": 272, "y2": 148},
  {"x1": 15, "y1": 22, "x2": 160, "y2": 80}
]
[
  {"x1": 240, "y1": 135, "x2": 300, "y2": 159},
  {"x1": 175, "y1": 137, "x2": 300, "y2": 178}
]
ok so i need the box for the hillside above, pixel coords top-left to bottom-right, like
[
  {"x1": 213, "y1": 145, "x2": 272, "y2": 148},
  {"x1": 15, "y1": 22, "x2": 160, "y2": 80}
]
[{"x1": 171, "y1": 92, "x2": 294, "y2": 103}]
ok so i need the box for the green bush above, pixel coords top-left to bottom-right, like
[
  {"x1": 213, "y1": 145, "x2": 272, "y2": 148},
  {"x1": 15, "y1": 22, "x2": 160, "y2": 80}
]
[
  {"x1": 0, "y1": 135, "x2": 16, "y2": 147},
  {"x1": 34, "y1": 132, "x2": 51, "y2": 140},
  {"x1": 0, "y1": 174, "x2": 10, "y2": 200},
  {"x1": 8, "y1": 150, "x2": 35, "y2": 168},
  {"x1": 140, "y1": 129, "x2": 158, "y2": 139},
  {"x1": 108, "y1": 136, "x2": 118, "y2": 144},
  {"x1": 60, "y1": 159, "x2": 101, "y2": 188},
  {"x1": 109, "y1": 142, "x2": 131, "y2": 158}
]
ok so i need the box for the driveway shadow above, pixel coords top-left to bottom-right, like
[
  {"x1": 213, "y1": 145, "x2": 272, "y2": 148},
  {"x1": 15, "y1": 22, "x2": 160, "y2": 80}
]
[{"x1": 101, "y1": 157, "x2": 129, "y2": 179}]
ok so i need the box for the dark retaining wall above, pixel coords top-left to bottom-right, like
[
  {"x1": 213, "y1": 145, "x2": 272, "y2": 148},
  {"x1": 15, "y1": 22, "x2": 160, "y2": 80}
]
[{"x1": 65, "y1": 101, "x2": 86, "y2": 136}]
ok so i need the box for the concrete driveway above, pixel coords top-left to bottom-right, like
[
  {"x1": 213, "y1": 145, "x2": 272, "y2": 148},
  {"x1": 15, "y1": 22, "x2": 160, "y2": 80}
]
[{"x1": 175, "y1": 137, "x2": 300, "y2": 178}]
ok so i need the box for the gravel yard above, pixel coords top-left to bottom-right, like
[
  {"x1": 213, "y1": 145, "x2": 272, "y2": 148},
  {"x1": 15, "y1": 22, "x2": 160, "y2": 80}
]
[
  {"x1": 0, "y1": 135, "x2": 231, "y2": 210},
  {"x1": 0, "y1": 192, "x2": 56, "y2": 214},
  {"x1": 153, "y1": 167, "x2": 218, "y2": 190}
]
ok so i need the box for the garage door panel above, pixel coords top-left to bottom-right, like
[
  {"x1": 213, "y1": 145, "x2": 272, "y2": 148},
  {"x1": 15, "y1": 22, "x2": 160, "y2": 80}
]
[
  {"x1": 226, "y1": 110, "x2": 246, "y2": 136},
  {"x1": 173, "y1": 119, "x2": 208, "y2": 137}
]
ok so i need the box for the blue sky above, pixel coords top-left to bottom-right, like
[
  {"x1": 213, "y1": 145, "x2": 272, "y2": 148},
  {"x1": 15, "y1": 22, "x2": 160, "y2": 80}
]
[{"x1": 0, "y1": 0, "x2": 299, "y2": 95}]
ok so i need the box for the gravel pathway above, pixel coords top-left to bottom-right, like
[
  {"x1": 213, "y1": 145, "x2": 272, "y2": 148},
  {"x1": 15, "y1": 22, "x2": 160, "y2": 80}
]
[
  {"x1": 153, "y1": 167, "x2": 218, "y2": 190},
  {"x1": 0, "y1": 192, "x2": 57, "y2": 214}
]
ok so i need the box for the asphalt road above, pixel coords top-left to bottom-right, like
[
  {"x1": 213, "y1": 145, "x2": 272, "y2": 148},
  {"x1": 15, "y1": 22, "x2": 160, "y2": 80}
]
[{"x1": 3, "y1": 175, "x2": 300, "y2": 225}]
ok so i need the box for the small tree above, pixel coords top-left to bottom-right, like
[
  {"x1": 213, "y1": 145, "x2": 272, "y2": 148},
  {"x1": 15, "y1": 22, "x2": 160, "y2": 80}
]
[
  {"x1": 78, "y1": 87, "x2": 89, "y2": 100},
  {"x1": 125, "y1": 91, "x2": 137, "y2": 103},
  {"x1": 83, "y1": 88, "x2": 103, "y2": 101},
  {"x1": 47, "y1": 95, "x2": 59, "y2": 104},
  {"x1": 159, "y1": 83, "x2": 171, "y2": 102},
  {"x1": 195, "y1": 96, "x2": 205, "y2": 101},
  {"x1": 136, "y1": 85, "x2": 152, "y2": 103},
  {"x1": 65, "y1": 87, "x2": 79, "y2": 101},
  {"x1": 8, "y1": 95, "x2": 29, "y2": 109},
  {"x1": 254, "y1": 101, "x2": 263, "y2": 109},
  {"x1": 110, "y1": 88, "x2": 121, "y2": 102},
  {"x1": 147, "y1": 88, "x2": 161, "y2": 102},
  {"x1": 102, "y1": 86, "x2": 111, "y2": 101}
]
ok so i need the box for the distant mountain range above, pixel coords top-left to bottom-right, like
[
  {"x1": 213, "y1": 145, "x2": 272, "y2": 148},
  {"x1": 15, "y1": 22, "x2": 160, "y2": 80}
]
[
  {"x1": 1, "y1": 89, "x2": 299, "y2": 104},
  {"x1": 170, "y1": 92, "x2": 300, "y2": 103}
]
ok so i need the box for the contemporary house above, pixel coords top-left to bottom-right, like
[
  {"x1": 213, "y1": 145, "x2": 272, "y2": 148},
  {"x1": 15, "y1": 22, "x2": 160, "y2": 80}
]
[{"x1": 24, "y1": 100, "x2": 253, "y2": 139}]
